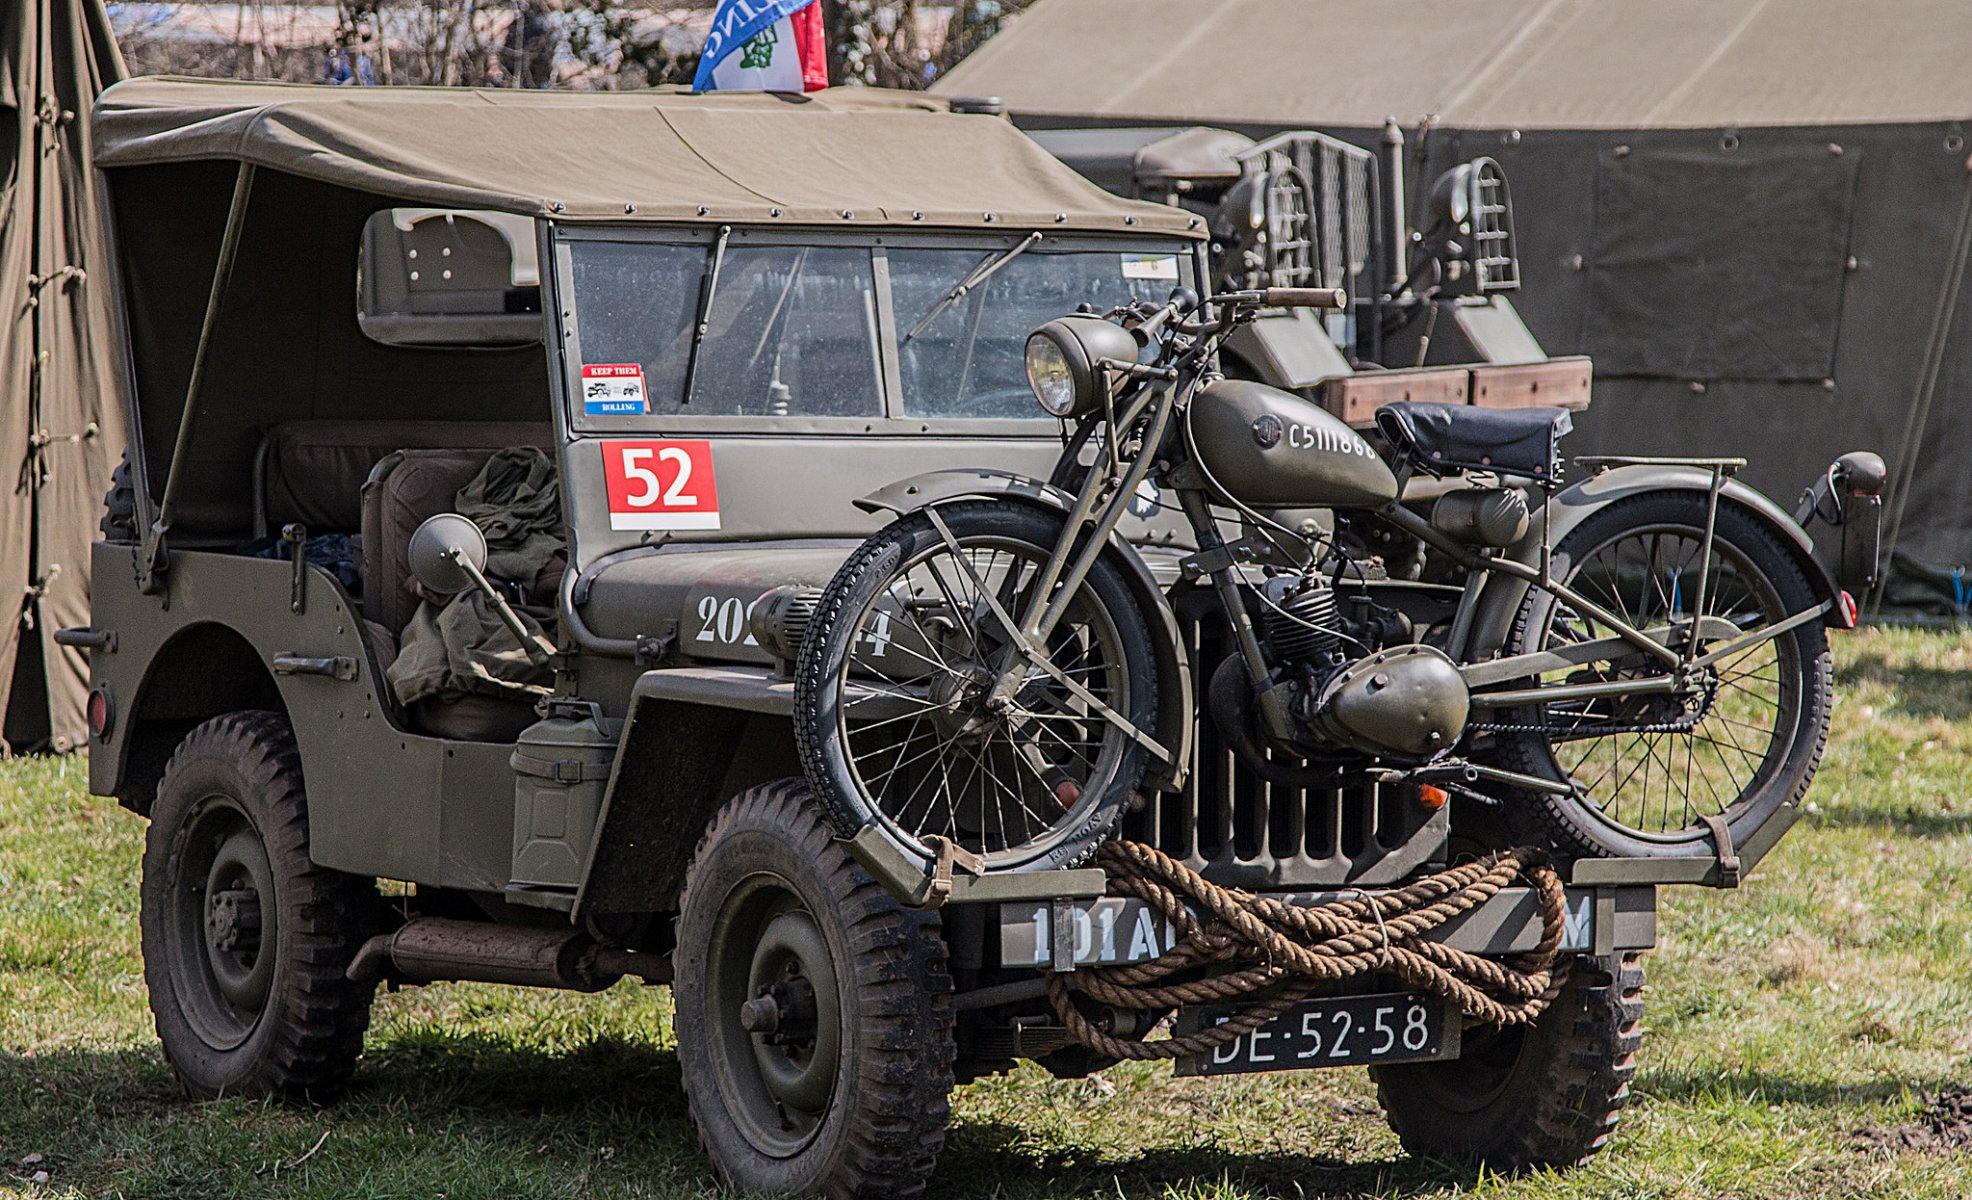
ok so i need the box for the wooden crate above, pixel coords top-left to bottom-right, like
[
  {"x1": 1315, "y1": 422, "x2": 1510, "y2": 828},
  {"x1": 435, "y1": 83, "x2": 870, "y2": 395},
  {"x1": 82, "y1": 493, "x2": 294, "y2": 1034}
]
[
  {"x1": 1469, "y1": 356, "x2": 1593, "y2": 410},
  {"x1": 1318, "y1": 367, "x2": 1469, "y2": 427}
]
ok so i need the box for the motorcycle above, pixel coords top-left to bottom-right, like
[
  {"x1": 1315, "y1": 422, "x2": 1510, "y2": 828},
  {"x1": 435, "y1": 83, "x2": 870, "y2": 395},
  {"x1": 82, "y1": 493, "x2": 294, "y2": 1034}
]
[{"x1": 791, "y1": 286, "x2": 1881, "y2": 874}]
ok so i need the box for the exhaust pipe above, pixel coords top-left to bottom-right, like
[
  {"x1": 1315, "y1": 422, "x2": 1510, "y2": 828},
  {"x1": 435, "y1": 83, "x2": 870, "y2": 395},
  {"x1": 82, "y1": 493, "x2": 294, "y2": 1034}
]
[{"x1": 346, "y1": 917, "x2": 670, "y2": 992}]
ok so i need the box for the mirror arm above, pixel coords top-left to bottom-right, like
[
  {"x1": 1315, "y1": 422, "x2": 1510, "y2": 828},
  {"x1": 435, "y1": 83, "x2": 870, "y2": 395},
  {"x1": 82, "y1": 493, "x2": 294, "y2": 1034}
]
[{"x1": 448, "y1": 548, "x2": 558, "y2": 666}]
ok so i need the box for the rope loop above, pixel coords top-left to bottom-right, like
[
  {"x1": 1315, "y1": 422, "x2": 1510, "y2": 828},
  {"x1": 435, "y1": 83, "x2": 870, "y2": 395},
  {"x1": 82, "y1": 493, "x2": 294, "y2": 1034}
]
[{"x1": 1047, "y1": 840, "x2": 1569, "y2": 1061}]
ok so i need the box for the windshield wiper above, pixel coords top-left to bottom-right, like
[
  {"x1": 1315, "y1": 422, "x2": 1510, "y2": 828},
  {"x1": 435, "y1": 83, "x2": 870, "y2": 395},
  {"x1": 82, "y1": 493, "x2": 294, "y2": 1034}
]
[
  {"x1": 901, "y1": 231, "x2": 1042, "y2": 344},
  {"x1": 681, "y1": 224, "x2": 732, "y2": 405}
]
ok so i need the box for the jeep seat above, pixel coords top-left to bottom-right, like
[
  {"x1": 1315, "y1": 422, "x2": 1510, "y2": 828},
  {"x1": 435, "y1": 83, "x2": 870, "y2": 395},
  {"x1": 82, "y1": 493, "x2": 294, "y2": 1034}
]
[
  {"x1": 362, "y1": 446, "x2": 558, "y2": 743},
  {"x1": 255, "y1": 419, "x2": 552, "y2": 541}
]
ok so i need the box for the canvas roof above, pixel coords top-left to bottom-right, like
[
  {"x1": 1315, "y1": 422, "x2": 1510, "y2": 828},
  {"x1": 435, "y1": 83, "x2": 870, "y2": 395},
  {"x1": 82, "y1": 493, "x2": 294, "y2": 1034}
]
[
  {"x1": 91, "y1": 77, "x2": 1199, "y2": 236},
  {"x1": 933, "y1": 0, "x2": 1972, "y2": 131}
]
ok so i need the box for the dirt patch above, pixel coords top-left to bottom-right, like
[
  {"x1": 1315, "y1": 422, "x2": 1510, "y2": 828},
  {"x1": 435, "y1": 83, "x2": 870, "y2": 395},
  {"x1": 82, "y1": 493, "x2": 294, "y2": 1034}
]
[{"x1": 1858, "y1": 1088, "x2": 1972, "y2": 1152}]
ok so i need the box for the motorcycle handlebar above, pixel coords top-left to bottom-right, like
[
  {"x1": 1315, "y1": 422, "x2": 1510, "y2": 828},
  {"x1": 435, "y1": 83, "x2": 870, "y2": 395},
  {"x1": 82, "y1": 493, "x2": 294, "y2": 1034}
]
[{"x1": 1261, "y1": 286, "x2": 1349, "y2": 310}]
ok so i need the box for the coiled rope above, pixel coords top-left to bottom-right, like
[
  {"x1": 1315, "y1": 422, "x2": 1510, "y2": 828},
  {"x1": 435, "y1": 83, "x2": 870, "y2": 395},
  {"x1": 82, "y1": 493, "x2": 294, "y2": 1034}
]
[{"x1": 1046, "y1": 840, "x2": 1569, "y2": 1061}]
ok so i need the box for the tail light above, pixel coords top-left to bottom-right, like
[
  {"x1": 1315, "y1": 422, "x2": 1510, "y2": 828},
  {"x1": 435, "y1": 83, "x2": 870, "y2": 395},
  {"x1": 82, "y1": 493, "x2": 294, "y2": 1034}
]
[{"x1": 86, "y1": 686, "x2": 114, "y2": 740}]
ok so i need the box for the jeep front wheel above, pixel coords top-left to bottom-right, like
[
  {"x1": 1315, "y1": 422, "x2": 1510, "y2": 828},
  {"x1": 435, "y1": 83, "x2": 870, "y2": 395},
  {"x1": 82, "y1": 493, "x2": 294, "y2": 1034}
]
[
  {"x1": 140, "y1": 711, "x2": 380, "y2": 1102},
  {"x1": 1370, "y1": 952, "x2": 1645, "y2": 1170},
  {"x1": 674, "y1": 779, "x2": 956, "y2": 1199}
]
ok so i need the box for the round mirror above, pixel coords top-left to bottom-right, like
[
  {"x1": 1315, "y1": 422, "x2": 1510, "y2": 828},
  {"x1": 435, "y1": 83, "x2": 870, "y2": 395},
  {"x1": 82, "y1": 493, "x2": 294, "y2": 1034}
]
[{"x1": 407, "y1": 513, "x2": 487, "y2": 596}]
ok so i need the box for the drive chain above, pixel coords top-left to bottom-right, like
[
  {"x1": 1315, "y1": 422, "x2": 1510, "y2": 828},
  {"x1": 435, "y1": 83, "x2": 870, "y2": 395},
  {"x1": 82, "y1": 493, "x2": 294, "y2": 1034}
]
[{"x1": 1047, "y1": 840, "x2": 1567, "y2": 1062}]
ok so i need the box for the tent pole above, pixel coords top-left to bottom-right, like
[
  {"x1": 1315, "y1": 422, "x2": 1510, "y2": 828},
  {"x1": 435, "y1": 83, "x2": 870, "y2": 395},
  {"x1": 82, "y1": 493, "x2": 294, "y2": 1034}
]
[{"x1": 140, "y1": 161, "x2": 255, "y2": 594}]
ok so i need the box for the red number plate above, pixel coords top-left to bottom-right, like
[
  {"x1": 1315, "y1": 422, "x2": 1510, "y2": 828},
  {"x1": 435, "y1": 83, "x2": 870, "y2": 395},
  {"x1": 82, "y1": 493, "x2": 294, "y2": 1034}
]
[{"x1": 601, "y1": 439, "x2": 720, "y2": 531}]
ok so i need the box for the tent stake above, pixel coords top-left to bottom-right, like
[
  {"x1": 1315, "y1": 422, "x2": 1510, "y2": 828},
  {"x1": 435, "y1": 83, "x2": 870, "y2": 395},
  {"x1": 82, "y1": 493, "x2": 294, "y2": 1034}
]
[{"x1": 141, "y1": 162, "x2": 254, "y2": 594}]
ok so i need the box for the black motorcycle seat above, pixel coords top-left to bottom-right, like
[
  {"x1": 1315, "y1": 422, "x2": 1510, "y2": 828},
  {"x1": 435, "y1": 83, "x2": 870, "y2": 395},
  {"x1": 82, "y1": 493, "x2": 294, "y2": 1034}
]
[{"x1": 1374, "y1": 401, "x2": 1573, "y2": 482}]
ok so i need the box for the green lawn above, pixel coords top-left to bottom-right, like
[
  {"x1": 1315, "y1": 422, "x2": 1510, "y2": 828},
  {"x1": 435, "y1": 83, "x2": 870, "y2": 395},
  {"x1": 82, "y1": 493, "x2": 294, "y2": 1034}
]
[{"x1": 3, "y1": 627, "x2": 1971, "y2": 1198}]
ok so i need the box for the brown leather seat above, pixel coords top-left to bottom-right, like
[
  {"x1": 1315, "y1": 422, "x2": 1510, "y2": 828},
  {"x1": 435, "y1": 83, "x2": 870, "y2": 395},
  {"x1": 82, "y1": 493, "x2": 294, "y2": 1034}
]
[
  {"x1": 359, "y1": 448, "x2": 510, "y2": 636},
  {"x1": 361, "y1": 445, "x2": 559, "y2": 743}
]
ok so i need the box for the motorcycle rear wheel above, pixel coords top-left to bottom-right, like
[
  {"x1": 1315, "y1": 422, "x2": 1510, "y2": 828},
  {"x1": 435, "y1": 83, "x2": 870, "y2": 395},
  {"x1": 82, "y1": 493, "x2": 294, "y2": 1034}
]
[
  {"x1": 794, "y1": 502, "x2": 1157, "y2": 872},
  {"x1": 1494, "y1": 493, "x2": 1832, "y2": 860}
]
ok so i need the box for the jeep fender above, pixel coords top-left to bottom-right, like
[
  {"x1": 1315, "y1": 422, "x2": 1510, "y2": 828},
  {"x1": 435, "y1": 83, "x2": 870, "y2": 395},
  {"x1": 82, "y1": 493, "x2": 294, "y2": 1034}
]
[
  {"x1": 858, "y1": 468, "x2": 1193, "y2": 792},
  {"x1": 1466, "y1": 464, "x2": 1848, "y2": 662}
]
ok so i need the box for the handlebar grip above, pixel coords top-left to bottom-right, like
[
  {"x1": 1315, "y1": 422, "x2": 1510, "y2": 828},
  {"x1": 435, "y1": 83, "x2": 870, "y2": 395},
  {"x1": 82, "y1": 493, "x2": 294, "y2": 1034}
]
[{"x1": 1262, "y1": 286, "x2": 1348, "y2": 310}]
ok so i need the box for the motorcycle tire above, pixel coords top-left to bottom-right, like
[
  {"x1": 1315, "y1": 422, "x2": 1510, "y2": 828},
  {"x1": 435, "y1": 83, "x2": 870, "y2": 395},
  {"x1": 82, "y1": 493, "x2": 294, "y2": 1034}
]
[
  {"x1": 794, "y1": 501, "x2": 1157, "y2": 873},
  {"x1": 1493, "y1": 492, "x2": 1832, "y2": 861}
]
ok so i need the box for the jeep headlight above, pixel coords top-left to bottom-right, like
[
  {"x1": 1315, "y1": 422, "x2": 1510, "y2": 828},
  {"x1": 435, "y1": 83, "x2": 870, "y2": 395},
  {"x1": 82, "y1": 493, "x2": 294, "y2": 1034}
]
[{"x1": 1024, "y1": 316, "x2": 1140, "y2": 420}]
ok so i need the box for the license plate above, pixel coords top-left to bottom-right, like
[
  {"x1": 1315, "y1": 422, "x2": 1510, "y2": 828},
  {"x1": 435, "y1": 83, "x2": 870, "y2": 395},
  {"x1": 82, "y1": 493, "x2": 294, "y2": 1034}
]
[{"x1": 1173, "y1": 991, "x2": 1459, "y2": 1077}]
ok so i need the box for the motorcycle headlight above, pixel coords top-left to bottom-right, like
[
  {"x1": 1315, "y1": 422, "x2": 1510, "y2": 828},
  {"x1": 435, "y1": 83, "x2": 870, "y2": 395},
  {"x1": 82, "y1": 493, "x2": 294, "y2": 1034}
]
[
  {"x1": 1024, "y1": 316, "x2": 1141, "y2": 420},
  {"x1": 1025, "y1": 334, "x2": 1078, "y2": 417}
]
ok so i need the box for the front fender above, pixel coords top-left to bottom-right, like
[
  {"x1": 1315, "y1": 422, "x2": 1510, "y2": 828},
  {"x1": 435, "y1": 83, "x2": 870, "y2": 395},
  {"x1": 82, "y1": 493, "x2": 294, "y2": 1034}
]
[
  {"x1": 858, "y1": 468, "x2": 1194, "y2": 793},
  {"x1": 1466, "y1": 464, "x2": 1847, "y2": 661}
]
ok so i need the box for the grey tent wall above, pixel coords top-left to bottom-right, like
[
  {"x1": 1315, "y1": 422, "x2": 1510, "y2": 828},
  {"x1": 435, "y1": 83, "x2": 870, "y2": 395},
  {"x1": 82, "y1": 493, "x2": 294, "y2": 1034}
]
[
  {"x1": 1016, "y1": 111, "x2": 1972, "y2": 615},
  {"x1": 1411, "y1": 121, "x2": 1972, "y2": 616},
  {"x1": 0, "y1": 0, "x2": 127, "y2": 753}
]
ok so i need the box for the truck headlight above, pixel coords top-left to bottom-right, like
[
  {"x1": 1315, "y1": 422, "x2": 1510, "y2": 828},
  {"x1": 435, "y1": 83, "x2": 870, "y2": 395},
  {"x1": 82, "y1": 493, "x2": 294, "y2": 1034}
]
[{"x1": 1024, "y1": 316, "x2": 1139, "y2": 419}]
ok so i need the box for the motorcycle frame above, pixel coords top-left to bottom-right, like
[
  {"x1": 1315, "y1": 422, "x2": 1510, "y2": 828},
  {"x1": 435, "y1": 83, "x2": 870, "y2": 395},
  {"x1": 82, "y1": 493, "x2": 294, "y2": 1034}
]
[{"x1": 953, "y1": 328, "x2": 1829, "y2": 770}]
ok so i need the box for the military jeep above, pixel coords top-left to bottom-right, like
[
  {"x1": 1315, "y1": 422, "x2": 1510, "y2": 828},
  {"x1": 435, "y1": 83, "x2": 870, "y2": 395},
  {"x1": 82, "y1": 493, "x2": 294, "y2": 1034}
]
[{"x1": 71, "y1": 79, "x2": 1676, "y2": 1197}]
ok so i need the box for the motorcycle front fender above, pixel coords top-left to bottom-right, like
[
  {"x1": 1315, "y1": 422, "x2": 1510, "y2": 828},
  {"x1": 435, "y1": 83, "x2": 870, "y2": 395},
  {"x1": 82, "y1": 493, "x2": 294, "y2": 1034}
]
[
  {"x1": 857, "y1": 469, "x2": 1195, "y2": 793},
  {"x1": 1464, "y1": 464, "x2": 1849, "y2": 662}
]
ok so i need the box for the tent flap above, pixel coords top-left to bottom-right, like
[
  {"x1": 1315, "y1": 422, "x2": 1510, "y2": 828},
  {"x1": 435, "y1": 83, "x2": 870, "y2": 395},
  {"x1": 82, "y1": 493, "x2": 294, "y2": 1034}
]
[{"x1": 1582, "y1": 144, "x2": 1860, "y2": 381}]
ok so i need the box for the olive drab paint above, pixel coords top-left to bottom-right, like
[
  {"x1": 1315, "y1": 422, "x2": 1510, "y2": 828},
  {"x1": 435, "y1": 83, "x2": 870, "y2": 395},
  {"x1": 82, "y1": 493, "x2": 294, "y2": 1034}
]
[{"x1": 1186, "y1": 378, "x2": 1399, "y2": 509}]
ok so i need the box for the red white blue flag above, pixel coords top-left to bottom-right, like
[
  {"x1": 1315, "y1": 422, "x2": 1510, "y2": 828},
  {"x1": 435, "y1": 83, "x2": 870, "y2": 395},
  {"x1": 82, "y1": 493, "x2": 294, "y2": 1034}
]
[{"x1": 694, "y1": 0, "x2": 829, "y2": 94}]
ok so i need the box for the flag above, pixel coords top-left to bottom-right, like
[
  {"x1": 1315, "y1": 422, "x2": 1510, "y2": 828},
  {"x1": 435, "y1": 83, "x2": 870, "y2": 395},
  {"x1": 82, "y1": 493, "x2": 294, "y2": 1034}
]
[{"x1": 694, "y1": 0, "x2": 829, "y2": 94}]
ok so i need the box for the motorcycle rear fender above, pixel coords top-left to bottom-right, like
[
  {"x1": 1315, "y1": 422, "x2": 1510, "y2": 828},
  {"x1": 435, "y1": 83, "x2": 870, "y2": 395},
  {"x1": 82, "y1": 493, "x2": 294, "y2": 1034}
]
[
  {"x1": 1465, "y1": 464, "x2": 1849, "y2": 662},
  {"x1": 858, "y1": 469, "x2": 1194, "y2": 792}
]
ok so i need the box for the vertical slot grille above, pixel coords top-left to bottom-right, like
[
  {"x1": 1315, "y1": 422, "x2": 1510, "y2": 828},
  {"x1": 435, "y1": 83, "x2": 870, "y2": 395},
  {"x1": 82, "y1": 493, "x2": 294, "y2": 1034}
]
[{"x1": 1119, "y1": 602, "x2": 1447, "y2": 889}]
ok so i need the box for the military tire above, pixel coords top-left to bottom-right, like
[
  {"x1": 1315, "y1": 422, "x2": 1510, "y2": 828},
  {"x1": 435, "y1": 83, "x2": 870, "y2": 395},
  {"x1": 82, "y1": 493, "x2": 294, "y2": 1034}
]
[
  {"x1": 101, "y1": 448, "x2": 137, "y2": 544},
  {"x1": 795, "y1": 501, "x2": 1156, "y2": 872},
  {"x1": 1371, "y1": 953, "x2": 1644, "y2": 1171},
  {"x1": 1495, "y1": 493, "x2": 1833, "y2": 861},
  {"x1": 140, "y1": 711, "x2": 380, "y2": 1103},
  {"x1": 674, "y1": 779, "x2": 956, "y2": 1200}
]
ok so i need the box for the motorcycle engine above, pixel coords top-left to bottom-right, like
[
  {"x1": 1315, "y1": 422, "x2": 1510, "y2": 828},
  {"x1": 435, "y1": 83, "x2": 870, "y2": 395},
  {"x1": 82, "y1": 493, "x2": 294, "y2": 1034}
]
[{"x1": 1260, "y1": 575, "x2": 1470, "y2": 761}]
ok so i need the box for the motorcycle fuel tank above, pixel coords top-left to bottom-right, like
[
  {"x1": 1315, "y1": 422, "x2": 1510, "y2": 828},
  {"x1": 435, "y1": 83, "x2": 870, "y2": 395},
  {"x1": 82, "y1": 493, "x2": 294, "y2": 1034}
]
[{"x1": 1187, "y1": 379, "x2": 1399, "y2": 509}]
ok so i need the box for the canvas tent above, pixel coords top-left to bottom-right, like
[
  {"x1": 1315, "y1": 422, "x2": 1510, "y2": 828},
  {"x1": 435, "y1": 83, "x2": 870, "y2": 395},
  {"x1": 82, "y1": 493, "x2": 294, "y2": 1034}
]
[
  {"x1": 938, "y1": 0, "x2": 1972, "y2": 613},
  {"x1": 1, "y1": 0, "x2": 126, "y2": 752}
]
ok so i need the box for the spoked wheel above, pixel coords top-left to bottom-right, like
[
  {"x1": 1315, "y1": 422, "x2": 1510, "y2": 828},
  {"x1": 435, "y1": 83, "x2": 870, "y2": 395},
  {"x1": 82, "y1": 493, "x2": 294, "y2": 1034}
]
[
  {"x1": 1495, "y1": 493, "x2": 1832, "y2": 860},
  {"x1": 140, "y1": 711, "x2": 380, "y2": 1102},
  {"x1": 1373, "y1": 953, "x2": 1644, "y2": 1170},
  {"x1": 674, "y1": 780, "x2": 955, "y2": 1199},
  {"x1": 795, "y1": 501, "x2": 1156, "y2": 872}
]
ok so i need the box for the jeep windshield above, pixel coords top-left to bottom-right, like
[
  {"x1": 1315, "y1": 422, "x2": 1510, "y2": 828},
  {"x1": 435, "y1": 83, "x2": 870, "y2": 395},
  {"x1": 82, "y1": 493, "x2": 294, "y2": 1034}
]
[{"x1": 560, "y1": 232, "x2": 1191, "y2": 426}]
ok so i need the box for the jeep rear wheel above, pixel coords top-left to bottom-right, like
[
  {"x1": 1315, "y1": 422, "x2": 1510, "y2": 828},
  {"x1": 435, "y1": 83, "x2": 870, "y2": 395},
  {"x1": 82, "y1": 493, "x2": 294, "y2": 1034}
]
[
  {"x1": 674, "y1": 779, "x2": 956, "y2": 1199},
  {"x1": 100, "y1": 448, "x2": 137, "y2": 544},
  {"x1": 1371, "y1": 953, "x2": 1644, "y2": 1170},
  {"x1": 140, "y1": 711, "x2": 380, "y2": 1102}
]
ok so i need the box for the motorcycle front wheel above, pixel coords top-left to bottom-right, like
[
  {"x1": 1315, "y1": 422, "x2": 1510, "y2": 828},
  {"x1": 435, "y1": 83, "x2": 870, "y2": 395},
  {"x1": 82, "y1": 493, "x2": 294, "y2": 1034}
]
[
  {"x1": 1493, "y1": 492, "x2": 1833, "y2": 860},
  {"x1": 794, "y1": 502, "x2": 1157, "y2": 873}
]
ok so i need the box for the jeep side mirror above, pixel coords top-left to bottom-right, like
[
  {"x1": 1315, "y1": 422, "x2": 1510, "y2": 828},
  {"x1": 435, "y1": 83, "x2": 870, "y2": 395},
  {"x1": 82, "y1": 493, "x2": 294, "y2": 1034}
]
[{"x1": 407, "y1": 513, "x2": 557, "y2": 666}]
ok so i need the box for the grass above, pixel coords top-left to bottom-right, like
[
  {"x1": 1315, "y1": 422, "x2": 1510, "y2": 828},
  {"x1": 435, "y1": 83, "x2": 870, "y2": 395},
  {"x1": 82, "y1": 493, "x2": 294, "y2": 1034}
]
[{"x1": 3, "y1": 626, "x2": 1971, "y2": 1198}]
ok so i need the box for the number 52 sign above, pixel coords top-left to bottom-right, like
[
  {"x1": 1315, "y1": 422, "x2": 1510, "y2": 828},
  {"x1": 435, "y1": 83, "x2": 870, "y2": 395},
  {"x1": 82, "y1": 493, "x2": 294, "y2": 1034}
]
[{"x1": 601, "y1": 440, "x2": 720, "y2": 531}]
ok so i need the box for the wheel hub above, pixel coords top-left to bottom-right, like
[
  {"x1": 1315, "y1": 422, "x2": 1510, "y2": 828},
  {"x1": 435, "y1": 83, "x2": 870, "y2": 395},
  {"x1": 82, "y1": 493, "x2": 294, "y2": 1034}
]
[
  {"x1": 709, "y1": 879, "x2": 845, "y2": 1159},
  {"x1": 929, "y1": 668, "x2": 999, "y2": 741},
  {"x1": 205, "y1": 888, "x2": 262, "y2": 955},
  {"x1": 739, "y1": 978, "x2": 819, "y2": 1046}
]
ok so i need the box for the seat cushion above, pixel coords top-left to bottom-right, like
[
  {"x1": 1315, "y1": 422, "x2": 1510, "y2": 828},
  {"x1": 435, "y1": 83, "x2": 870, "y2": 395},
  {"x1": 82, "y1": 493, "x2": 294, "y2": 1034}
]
[
  {"x1": 262, "y1": 419, "x2": 551, "y2": 534},
  {"x1": 361, "y1": 448, "x2": 510, "y2": 635},
  {"x1": 1374, "y1": 402, "x2": 1572, "y2": 482}
]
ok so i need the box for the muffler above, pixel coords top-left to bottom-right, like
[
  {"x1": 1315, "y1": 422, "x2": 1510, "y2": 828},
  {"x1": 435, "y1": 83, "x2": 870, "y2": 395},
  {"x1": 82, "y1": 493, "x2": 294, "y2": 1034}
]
[{"x1": 346, "y1": 917, "x2": 669, "y2": 992}]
